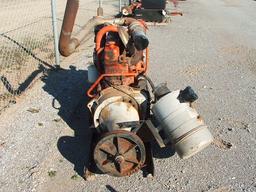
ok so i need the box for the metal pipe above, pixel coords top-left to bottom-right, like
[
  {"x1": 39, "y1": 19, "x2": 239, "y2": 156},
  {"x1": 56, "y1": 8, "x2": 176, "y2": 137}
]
[
  {"x1": 51, "y1": 0, "x2": 60, "y2": 67},
  {"x1": 124, "y1": 18, "x2": 149, "y2": 50},
  {"x1": 87, "y1": 73, "x2": 137, "y2": 98},
  {"x1": 59, "y1": 0, "x2": 112, "y2": 56},
  {"x1": 96, "y1": 25, "x2": 119, "y2": 52},
  {"x1": 119, "y1": 0, "x2": 122, "y2": 12},
  {"x1": 59, "y1": 0, "x2": 80, "y2": 57},
  {"x1": 97, "y1": 0, "x2": 103, "y2": 16}
]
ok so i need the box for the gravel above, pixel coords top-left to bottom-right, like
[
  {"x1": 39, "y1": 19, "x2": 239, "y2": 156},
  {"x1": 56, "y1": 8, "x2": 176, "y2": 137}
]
[{"x1": 0, "y1": 0, "x2": 256, "y2": 192}]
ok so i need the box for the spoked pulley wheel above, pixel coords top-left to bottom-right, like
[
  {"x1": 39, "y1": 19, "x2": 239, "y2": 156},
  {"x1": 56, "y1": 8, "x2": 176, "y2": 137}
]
[{"x1": 93, "y1": 130, "x2": 146, "y2": 177}]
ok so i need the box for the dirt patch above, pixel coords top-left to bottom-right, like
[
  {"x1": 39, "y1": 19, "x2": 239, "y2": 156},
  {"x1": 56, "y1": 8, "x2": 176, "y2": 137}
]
[
  {"x1": 222, "y1": 0, "x2": 241, "y2": 7},
  {"x1": 213, "y1": 138, "x2": 233, "y2": 150},
  {"x1": 179, "y1": 64, "x2": 207, "y2": 77},
  {"x1": 218, "y1": 44, "x2": 256, "y2": 75}
]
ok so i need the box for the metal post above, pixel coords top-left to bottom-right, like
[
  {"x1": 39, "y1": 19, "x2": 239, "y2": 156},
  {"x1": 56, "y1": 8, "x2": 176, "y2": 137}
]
[
  {"x1": 119, "y1": 0, "x2": 122, "y2": 12},
  {"x1": 97, "y1": 0, "x2": 103, "y2": 16},
  {"x1": 51, "y1": 0, "x2": 60, "y2": 68}
]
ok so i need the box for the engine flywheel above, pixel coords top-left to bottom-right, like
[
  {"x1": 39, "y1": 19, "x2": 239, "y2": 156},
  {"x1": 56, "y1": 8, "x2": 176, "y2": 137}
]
[{"x1": 93, "y1": 130, "x2": 146, "y2": 177}]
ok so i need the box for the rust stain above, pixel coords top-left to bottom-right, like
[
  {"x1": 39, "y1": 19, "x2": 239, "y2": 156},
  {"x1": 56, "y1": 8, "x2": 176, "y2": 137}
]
[{"x1": 94, "y1": 130, "x2": 145, "y2": 177}]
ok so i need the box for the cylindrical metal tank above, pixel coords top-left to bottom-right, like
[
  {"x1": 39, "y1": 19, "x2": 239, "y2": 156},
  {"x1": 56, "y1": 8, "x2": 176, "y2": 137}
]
[
  {"x1": 98, "y1": 100, "x2": 140, "y2": 131},
  {"x1": 152, "y1": 90, "x2": 213, "y2": 159},
  {"x1": 87, "y1": 86, "x2": 148, "y2": 133}
]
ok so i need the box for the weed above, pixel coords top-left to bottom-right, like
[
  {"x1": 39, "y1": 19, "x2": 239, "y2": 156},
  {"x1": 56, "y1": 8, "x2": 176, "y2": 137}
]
[
  {"x1": 48, "y1": 170, "x2": 57, "y2": 178},
  {"x1": 71, "y1": 174, "x2": 79, "y2": 180},
  {"x1": 27, "y1": 107, "x2": 40, "y2": 113}
]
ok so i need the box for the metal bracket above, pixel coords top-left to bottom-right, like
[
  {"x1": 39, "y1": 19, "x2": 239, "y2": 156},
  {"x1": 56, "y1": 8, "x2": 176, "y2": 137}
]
[{"x1": 145, "y1": 120, "x2": 166, "y2": 148}]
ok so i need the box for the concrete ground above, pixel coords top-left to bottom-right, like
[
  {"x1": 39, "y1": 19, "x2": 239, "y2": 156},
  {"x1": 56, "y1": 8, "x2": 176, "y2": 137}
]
[{"x1": 0, "y1": 0, "x2": 256, "y2": 191}]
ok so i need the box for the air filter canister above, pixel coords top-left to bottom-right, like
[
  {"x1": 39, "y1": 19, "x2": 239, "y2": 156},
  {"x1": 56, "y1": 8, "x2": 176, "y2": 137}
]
[{"x1": 152, "y1": 90, "x2": 213, "y2": 159}]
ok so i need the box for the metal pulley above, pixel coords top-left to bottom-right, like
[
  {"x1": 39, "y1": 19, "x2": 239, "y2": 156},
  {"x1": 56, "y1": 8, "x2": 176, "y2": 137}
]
[{"x1": 93, "y1": 130, "x2": 146, "y2": 177}]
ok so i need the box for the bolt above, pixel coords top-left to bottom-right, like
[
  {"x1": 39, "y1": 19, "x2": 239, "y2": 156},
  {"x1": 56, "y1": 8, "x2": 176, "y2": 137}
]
[{"x1": 115, "y1": 155, "x2": 124, "y2": 164}]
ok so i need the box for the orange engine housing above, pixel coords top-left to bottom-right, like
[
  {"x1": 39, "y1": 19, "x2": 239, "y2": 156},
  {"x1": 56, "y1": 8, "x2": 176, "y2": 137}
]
[
  {"x1": 87, "y1": 24, "x2": 148, "y2": 98},
  {"x1": 103, "y1": 41, "x2": 134, "y2": 85}
]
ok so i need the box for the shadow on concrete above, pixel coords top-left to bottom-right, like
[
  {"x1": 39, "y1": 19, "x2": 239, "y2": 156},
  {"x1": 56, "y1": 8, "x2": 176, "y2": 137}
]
[
  {"x1": 105, "y1": 185, "x2": 119, "y2": 192},
  {"x1": 152, "y1": 141, "x2": 176, "y2": 159},
  {"x1": 0, "y1": 33, "x2": 55, "y2": 110},
  {"x1": 1, "y1": 64, "x2": 45, "y2": 96},
  {"x1": 42, "y1": 65, "x2": 92, "y2": 178}
]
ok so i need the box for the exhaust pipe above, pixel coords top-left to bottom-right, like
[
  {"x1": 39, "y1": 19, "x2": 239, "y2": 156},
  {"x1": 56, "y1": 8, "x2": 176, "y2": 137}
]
[
  {"x1": 59, "y1": 0, "x2": 80, "y2": 57},
  {"x1": 59, "y1": 0, "x2": 108, "y2": 57}
]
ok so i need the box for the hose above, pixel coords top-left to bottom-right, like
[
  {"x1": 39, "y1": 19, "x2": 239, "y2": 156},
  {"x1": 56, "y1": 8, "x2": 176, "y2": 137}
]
[
  {"x1": 138, "y1": 74, "x2": 156, "y2": 91},
  {"x1": 138, "y1": 74, "x2": 156, "y2": 103}
]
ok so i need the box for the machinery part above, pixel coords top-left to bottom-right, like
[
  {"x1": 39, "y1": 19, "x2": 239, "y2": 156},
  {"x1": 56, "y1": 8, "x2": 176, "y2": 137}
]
[
  {"x1": 121, "y1": 2, "x2": 141, "y2": 16},
  {"x1": 169, "y1": 11, "x2": 183, "y2": 16},
  {"x1": 169, "y1": 0, "x2": 178, "y2": 7},
  {"x1": 98, "y1": 100, "x2": 140, "y2": 132},
  {"x1": 178, "y1": 86, "x2": 198, "y2": 103},
  {"x1": 133, "y1": 9, "x2": 167, "y2": 23},
  {"x1": 97, "y1": 0, "x2": 103, "y2": 16},
  {"x1": 120, "y1": 0, "x2": 183, "y2": 23},
  {"x1": 59, "y1": 0, "x2": 114, "y2": 57},
  {"x1": 120, "y1": 0, "x2": 170, "y2": 23},
  {"x1": 128, "y1": 20, "x2": 149, "y2": 51},
  {"x1": 95, "y1": 21, "x2": 148, "y2": 53},
  {"x1": 59, "y1": 0, "x2": 148, "y2": 57},
  {"x1": 119, "y1": 0, "x2": 122, "y2": 13},
  {"x1": 94, "y1": 130, "x2": 146, "y2": 177},
  {"x1": 152, "y1": 89, "x2": 214, "y2": 159},
  {"x1": 87, "y1": 21, "x2": 149, "y2": 97},
  {"x1": 118, "y1": 26, "x2": 129, "y2": 48},
  {"x1": 166, "y1": 0, "x2": 183, "y2": 16},
  {"x1": 143, "y1": 142, "x2": 155, "y2": 177},
  {"x1": 88, "y1": 86, "x2": 148, "y2": 131},
  {"x1": 95, "y1": 25, "x2": 119, "y2": 54},
  {"x1": 122, "y1": 6, "x2": 133, "y2": 16},
  {"x1": 86, "y1": 73, "x2": 137, "y2": 98},
  {"x1": 59, "y1": 0, "x2": 179, "y2": 57},
  {"x1": 153, "y1": 83, "x2": 170, "y2": 100},
  {"x1": 145, "y1": 120, "x2": 165, "y2": 148},
  {"x1": 59, "y1": 9, "x2": 108, "y2": 57},
  {"x1": 59, "y1": 0, "x2": 80, "y2": 56},
  {"x1": 141, "y1": 0, "x2": 166, "y2": 9}
]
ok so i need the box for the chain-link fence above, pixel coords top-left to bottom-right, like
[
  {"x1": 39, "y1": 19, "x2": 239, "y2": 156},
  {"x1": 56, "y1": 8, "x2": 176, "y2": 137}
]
[
  {"x1": 0, "y1": 0, "x2": 123, "y2": 113},
  {"x1": 0, "y1": 0, "x2": 57, "y2": 112}
]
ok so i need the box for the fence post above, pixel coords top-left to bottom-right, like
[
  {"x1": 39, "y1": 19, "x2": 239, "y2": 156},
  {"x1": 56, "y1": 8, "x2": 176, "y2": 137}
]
[
  {"x1": 51, "y1": 0, "x2": 60, "y2": 68},
  {"x1": 119, "y1": 0, "x2": 122, "y2": 12}
]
